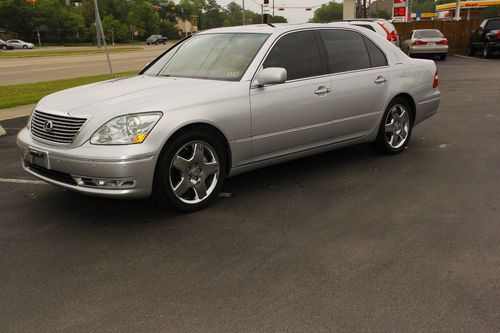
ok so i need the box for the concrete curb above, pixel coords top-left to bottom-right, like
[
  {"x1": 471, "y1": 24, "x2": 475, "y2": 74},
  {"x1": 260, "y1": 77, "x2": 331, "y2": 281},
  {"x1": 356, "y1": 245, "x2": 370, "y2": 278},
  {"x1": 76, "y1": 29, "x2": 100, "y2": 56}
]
[
  {"x1": 0, "y1": 124, "x2": 6, "y2": 137},
  {"x1": 0, "y1": 104, "x2": 35, "y2": 121}
]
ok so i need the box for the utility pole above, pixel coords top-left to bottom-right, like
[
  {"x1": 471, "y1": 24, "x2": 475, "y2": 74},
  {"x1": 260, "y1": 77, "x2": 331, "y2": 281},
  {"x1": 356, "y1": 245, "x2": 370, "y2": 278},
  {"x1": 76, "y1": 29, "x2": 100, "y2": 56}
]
[
  {"x1": 263, "y1": 0, "x2": 269, "y2": 24},
  {"x1": 272, "y1": 0, "x2": 275, "y2": 17},
  {"x1": 242, "y1": 0, "x2": 246, "y2": 25},
  {"x1": 93, "y1": 0, "x2": 114, "y2": 77},
  {"x1": 454, "y1": 0, "x2": 461, "y2": 20},
  {"x1": 108, "y1": 28, "x2": 115, "y2": 46}
]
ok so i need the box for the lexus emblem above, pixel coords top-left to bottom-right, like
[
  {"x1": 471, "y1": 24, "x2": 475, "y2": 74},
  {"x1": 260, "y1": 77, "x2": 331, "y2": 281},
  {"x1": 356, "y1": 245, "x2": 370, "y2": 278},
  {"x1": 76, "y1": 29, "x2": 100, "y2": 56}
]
[{"x1": 44, "y1": 120, "x2": 53, "y2": 133}]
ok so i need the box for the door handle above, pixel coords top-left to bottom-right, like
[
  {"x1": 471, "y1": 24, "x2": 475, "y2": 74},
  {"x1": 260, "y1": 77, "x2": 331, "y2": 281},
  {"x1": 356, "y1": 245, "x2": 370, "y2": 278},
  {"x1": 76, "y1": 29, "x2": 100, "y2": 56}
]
[
  {"x1": 314, "y1": 86, "x2": 331, "y2": 95},
  {"x1": 374, "y1": 76, "x2": 387, "y2": 84}
]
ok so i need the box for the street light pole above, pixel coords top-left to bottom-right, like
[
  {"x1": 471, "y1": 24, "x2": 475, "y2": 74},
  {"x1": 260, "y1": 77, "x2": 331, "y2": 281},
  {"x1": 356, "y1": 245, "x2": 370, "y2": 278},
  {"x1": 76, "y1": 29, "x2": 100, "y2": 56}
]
[
  {"x1": 454, "y1": 0, "x2": 461, "y2": 20},
  {"x1": 263, "y1": 0, "x2": 269, "y2": 24},
  {"x1": 93, "y1": 0, "x2": 114, "y2": 77},
  {"x1": 242, "y1": 0, "x2": 246, "y2": 25}
]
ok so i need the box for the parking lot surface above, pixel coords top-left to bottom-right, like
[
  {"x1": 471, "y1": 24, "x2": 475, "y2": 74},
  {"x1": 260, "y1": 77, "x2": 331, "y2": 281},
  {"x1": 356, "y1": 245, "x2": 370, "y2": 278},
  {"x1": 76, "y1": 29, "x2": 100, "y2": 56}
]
[{"x1": 0, "y1": 56, "x2": 499, "y2": 332}]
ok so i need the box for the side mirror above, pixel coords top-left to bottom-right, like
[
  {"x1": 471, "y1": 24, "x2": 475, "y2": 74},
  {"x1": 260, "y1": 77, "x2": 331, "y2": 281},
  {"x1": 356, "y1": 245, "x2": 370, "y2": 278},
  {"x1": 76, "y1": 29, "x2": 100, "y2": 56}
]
[{"x1": 256, "y1": 67, "x2": 287, "y2": 87}]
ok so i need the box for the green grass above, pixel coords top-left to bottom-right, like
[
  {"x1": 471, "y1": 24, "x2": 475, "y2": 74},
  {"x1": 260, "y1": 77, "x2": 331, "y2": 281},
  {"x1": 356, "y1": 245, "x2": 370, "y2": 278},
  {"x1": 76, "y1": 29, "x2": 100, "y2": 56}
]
[
  {"x1": 0, "y1": 71, "x2": 137, "y2": 109},
  {"x1": 0, "y1": 47, "x2": 143, "y2": 58}
]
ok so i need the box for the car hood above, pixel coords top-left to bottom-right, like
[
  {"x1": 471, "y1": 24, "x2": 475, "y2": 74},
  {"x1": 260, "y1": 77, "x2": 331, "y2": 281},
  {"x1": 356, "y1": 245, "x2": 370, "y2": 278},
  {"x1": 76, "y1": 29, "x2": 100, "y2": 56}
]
[{"x1": 36, "y1": 75, "x2": 236, "y2": 117}]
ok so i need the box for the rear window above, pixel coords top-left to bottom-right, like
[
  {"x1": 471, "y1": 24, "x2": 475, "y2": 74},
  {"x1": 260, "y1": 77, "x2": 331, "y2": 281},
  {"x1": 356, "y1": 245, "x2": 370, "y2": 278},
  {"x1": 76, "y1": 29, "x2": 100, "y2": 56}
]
[
  {"x1": 486, "y1": 20, "x2": 500, "y2": 30},
  {"x1": 414, "y1": 30, "x2": 443, "y2": 38}
]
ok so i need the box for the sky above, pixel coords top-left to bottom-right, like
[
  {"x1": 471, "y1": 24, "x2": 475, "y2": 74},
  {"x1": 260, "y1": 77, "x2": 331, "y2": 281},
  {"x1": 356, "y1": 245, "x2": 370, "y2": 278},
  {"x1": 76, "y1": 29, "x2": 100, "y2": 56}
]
[{"x1": 176, "y1": 0, "x2": 338, "y2": 24}]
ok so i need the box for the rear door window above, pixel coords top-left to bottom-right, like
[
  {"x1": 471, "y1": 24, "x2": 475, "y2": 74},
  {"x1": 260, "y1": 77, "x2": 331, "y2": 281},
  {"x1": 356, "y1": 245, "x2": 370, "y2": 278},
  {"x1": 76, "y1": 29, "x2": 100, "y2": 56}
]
[
  {"x1": 364, "y1": 37, "x2": 388, "y2": 67},
  {"x1": 320, "y1": 29, "x2": 371, "y2": 73},
  {"x1": 263, "y1": 30, "x2": 324, "y2": 81}
]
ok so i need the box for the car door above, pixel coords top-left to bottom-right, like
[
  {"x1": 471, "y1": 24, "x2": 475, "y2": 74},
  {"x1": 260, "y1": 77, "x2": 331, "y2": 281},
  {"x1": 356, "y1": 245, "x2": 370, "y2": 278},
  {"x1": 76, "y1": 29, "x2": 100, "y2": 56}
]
[
  {"x1": 319, "y1": 29, "x2": 390, "y2": 142},
  {"x1": 249, "y1": 30, "x2": 333, "y2": 162}
]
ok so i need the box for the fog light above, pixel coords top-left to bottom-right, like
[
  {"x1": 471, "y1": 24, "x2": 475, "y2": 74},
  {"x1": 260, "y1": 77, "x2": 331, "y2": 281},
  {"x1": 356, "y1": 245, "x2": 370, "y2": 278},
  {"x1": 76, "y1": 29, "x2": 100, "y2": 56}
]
[{"x1": 73, "y1": 176, "x2": 136, "y2": 189}]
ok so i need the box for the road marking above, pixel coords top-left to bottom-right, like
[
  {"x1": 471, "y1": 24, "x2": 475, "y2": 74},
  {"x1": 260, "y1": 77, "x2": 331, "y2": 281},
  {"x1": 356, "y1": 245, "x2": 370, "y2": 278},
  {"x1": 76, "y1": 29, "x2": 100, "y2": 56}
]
[
  {"x1": 454, "y1": 54, "x2": 488, "y2": 61},
  {"x1": 0, "y1": 178, "x2": 47, "y2": 185},
  {"x1": 0, "y1": 125, "x2": 5, "y2": 136}
]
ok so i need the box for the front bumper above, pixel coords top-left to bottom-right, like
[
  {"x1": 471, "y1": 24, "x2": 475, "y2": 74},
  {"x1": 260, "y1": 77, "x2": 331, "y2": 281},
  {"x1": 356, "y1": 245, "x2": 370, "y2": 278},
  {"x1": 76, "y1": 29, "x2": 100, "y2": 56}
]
[{"x1": 17, "y1": 128, "x2": 158, "y2": 199}]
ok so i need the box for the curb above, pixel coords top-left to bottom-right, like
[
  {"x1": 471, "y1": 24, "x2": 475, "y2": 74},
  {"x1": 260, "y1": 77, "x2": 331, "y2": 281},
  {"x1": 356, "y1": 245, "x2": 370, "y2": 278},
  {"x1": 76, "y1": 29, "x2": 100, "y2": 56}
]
[{"x1": 0, "y1": 124, "x2": 6, "y2": 137}]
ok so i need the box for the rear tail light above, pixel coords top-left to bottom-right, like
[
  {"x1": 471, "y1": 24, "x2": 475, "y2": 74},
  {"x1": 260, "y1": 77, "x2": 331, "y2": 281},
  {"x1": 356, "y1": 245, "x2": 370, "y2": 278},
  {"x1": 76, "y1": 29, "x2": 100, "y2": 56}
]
[
  {"x1": 436, "y1": 39, "x2": 448, "y2": 45},
  {"x1": 433, "y1": 69, "x2": 439, "y2": 89},
  {"x1": 390, "y1": 31, "x2": 397, "y2": 42},
  {"x1": 413, "y1": 40, "x2": 427, "y2": 46},
  {"x1": 497, "y1": 31, "x2": 500, "y2": 39},
  {"x1": 377, "y1": 22, "x2": 392, "y2": 41}
]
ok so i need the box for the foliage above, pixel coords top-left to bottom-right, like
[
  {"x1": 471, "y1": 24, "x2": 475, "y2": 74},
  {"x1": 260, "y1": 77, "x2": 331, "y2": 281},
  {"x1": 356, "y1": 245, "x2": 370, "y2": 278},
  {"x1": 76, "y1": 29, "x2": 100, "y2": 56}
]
[
  {"x1": 0, "y1": 0, "x2": 287, "y2": 43},
  {"x1": 412, "y1": 0, "x2": 436, "y2": 13},
  {"x1": 309, "y1": 2, "x2": 343, "y2": 23}
]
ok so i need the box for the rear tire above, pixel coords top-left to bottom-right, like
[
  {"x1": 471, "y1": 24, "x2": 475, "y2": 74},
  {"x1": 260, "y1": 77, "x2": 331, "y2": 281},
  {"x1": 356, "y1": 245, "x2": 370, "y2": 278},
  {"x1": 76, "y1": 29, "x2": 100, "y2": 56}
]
[
  {"x1": 440, "y1": 54, "x2": 447, "y2": 60},
  {"x1": 371, "y1": 98, "x2": 413, "y2": 155},
  {"x1": 153, "y1": 130, "x2": 227, "y2": 212}
]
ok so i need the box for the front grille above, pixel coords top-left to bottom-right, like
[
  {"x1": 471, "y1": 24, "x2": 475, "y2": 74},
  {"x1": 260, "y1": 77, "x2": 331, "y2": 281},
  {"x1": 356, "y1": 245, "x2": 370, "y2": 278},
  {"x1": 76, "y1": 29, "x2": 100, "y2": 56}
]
[
  {"x1": 31, "y1": 110, "x2": 87, "y2": 144},
  {"x1": 27, "y1": 163, "x2": 77, "y2": 185}
]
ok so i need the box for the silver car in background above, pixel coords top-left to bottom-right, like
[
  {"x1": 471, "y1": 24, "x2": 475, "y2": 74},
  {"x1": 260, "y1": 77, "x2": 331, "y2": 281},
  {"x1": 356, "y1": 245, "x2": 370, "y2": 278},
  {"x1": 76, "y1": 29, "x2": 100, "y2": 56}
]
[
  {"x1": 7, "y1": 39, "x2": 35, "y2": 49},
  {"x1": 401, "y1": 29, "x2": 448, "y2": 60},
  {"x1": 17, "y1": 23, "x2": 440, "y2": 211}
]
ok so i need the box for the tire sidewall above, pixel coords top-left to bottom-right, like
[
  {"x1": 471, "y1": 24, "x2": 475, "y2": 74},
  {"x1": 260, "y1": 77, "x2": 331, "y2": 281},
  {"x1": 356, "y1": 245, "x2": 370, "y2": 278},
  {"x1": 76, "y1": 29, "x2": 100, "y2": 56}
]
[{"x1": 154, "y1": 130, "x2": 227, "y2": 212}]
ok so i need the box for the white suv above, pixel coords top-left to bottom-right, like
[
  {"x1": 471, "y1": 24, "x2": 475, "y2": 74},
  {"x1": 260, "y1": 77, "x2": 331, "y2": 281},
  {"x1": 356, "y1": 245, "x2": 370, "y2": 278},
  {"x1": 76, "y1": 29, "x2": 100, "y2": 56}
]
[{"x1": 345, "y1": 19, "x2": 399, "y2": 46}]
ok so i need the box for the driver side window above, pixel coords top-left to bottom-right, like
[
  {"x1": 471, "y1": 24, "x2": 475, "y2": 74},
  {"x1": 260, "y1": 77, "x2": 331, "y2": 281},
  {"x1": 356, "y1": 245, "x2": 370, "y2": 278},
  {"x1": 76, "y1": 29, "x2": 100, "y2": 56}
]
[{"x1": 263, "y1": 30, "x2": 324, "y2": 81}]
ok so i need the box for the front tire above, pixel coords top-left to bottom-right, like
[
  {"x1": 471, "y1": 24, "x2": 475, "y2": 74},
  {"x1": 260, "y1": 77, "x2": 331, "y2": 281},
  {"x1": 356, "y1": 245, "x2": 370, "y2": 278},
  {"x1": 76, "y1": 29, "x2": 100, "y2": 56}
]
[
  {"x1": 371, "y1": 98, "x2": 413, "y2": 155},
  {"x1": 153, "y1": 130, "x2": 227, "y2": 212},
  {"x1": 22, "y1": 45, "x2": 28, "y2": 49}
]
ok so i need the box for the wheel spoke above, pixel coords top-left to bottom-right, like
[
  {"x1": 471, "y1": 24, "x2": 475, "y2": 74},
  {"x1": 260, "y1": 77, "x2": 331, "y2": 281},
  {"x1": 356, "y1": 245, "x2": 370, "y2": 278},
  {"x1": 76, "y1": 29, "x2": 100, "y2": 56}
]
[
  {"x1": 173, "y1": 178, "x2": 190, "y2": 197},
  {"x1": 193, "y1": 181, "x2": 207, "y2": 200},
  {"x1": 400, "y1": 128, "x2": 407, "y2": 139},
  {"x1": 203, "y1": 161, "x2": 219, "y2": 176},
  {"x1": 172, "y1": 155, "x2": 189, "y2": 172},
  {"x1": 385, "y1": 121, "x2": 396, "y2": 133},
  {"x1": 390, "y1": 134, "x2": 399, "y2": 147},
  {"x1": 192, "y1": 143, "x2": 205, "y2": 163}
]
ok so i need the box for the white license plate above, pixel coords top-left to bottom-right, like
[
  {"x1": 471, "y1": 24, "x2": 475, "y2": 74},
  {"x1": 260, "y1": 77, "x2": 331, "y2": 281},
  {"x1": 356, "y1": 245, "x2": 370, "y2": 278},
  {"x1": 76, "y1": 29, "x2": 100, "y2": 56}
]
[
  {"x1": 25, "y1": 148, "x2": 50, "y2": 169},
  {"x1": 428, "y1": 42, "x2": 436, "y2": 46}
]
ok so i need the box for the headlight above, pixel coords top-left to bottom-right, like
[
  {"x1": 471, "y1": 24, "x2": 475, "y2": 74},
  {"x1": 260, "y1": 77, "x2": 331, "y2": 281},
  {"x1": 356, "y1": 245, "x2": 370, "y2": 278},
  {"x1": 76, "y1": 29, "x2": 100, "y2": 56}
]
[{"x1": 90, "y1": 112, "x2": 162, "y2": 145}]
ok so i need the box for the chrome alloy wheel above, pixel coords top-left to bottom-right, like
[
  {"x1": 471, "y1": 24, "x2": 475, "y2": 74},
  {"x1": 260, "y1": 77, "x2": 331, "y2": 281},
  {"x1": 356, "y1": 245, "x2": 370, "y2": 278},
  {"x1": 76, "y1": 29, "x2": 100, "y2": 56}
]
[
  {"x1": 169, "y1": 141, "x2": 220, "y2": 204},
  {"x1": 385, "y1": 104, "x2": 410, "y2": 149}
]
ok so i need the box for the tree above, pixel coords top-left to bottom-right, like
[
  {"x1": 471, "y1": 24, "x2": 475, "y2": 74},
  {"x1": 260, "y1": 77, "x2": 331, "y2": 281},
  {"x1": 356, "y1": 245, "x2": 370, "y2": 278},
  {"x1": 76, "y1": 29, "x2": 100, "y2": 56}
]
[
  {"x1": 0, "y1": 0, "x2": 38, "y2": 40},
  {"x1": 412, "y1": 0, "x2": 435, "y2": 13},
  {"x1": 309, "y1": 2, "x2": 343, "y2": 23}
]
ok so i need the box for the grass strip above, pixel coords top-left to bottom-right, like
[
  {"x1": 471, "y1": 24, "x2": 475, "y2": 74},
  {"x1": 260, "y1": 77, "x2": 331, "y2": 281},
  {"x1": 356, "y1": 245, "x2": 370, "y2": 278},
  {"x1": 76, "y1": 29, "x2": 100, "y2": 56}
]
[
  {"x1": 0, "y1": 71, "x2": 137, "y2": 109},
  {"x1": 0, "y1": 47, "x2": 143, "y2": 58}
]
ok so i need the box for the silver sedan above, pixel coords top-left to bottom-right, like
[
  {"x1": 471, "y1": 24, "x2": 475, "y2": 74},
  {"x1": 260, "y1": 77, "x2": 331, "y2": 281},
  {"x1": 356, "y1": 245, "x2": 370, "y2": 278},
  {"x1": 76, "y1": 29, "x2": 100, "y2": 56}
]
[
  {"x1": 17, "y1": 23, "x2": 440, "y2": 211},
  {"x1": 401, "y1": 29, "x2": 449, "y2": 60},
  {"x1": 7, "y1": 39, "x2": 35, "y2": 49}
]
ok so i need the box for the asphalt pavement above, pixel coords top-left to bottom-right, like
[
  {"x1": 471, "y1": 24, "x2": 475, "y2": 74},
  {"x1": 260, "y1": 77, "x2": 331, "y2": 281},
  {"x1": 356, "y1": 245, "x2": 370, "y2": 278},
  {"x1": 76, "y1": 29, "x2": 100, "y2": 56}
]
[
  {"x1": 0, "y1": 45, "x2": 167, "y2": 85},
  {"x1": 0, "y1": 56, "x2": 499, "y2": 332}
]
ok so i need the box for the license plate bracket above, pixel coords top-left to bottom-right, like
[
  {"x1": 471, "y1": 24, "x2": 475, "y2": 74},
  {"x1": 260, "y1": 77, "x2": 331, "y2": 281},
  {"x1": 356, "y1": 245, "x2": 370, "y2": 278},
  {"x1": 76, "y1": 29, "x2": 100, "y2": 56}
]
[{"x1": 25, "y1": 148, "x2": 50, "y2": 169}]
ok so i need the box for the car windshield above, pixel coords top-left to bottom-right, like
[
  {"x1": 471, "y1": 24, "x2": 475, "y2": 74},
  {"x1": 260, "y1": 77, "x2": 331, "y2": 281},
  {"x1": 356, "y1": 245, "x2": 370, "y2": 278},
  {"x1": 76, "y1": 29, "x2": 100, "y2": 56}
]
[
  {"x1": 144, "y1": 33, "x2": 270, "y2": 81},
  {"x1": 414, "y1": 30, "x2": 443, "y2": 38}
]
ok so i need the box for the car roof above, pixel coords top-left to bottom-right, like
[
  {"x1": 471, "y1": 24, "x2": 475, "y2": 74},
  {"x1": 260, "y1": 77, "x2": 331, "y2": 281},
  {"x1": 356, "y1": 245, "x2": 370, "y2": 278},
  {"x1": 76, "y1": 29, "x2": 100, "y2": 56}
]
[{"x1": 197, "y1": 22, "x2": 364, "y2": 35}]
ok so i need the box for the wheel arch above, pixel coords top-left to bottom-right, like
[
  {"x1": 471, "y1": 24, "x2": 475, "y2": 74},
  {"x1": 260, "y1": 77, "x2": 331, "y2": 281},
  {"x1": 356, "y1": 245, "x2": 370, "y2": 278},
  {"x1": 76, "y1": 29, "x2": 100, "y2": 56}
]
[
  {"x1": 392, "y1": 93, "x2": 416, "y2": 125},
  {"x1": 158, "y1": 122, "x2": 233, "y2": 176}
]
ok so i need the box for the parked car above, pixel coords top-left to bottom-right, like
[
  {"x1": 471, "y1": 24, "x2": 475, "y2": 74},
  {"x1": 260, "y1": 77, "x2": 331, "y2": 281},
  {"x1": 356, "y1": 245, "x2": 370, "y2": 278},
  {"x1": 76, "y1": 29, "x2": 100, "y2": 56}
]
[
  {"x1": 343, "y1": 19, "x2": 399, "y2": 46},
  {"x1": 0, "y1": 39, "x2": 14, "y2": 50},
  {"x1": 17, "y1": 23, "x2": 440, "y2": 212},
  {"x1": 401, "y1": 29, "x2": 448, "y2": 60},
  {"x1": 468, "y1": 17, "x2": 500, "y2": 58},
  {"x1": 146, "y1": 35, "x2": 168, "y2": 45},
  {"x1": 7, "y1": 39, "x2": 34, "y2": 49}
]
